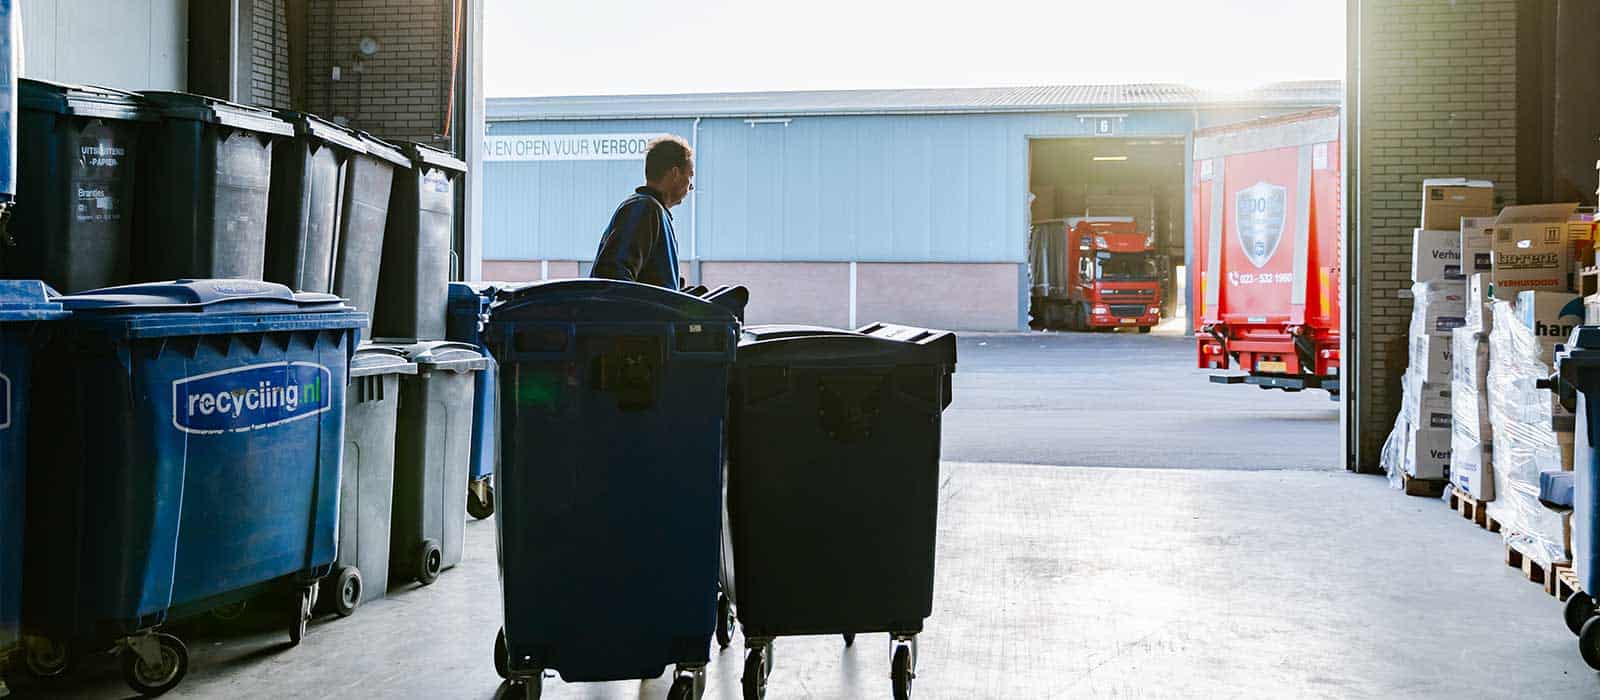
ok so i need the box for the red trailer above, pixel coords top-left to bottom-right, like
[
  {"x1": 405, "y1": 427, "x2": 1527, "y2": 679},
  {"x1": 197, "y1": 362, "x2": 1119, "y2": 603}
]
[{"x1": 1192, "y1": 108, "x2": 1342, "y2": 396}]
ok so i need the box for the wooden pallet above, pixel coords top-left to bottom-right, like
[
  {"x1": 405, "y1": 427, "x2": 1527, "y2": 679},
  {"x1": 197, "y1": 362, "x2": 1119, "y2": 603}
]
[
  {"x1": 1505, "y1": 542, "x2": 1571, "y2": 591},
  {"x1": 1401, "y1": 474, "x2": 1448, "y2": 498},
  {"x1": 1557, "y1": 565, "x2": 1584, "y2": 603},
  {"x1": 1446, "y1": 486, "x2": 1502, "y2": 533}
]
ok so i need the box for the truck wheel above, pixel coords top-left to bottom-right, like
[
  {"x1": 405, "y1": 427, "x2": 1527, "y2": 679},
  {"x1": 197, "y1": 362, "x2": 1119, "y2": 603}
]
[{"x1": 1139, "y1": 326, "x2": 1152, "y2": 334}]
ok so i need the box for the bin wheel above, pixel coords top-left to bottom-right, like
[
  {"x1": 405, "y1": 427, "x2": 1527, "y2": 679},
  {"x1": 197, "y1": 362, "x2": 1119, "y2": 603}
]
[
  {"x1": 288, "y1": 585, "x2": 313, "y2": 646},
  {"x1": 23, "y1": 638, "x2": 75, "y2": 679},
  {"x1": 468, "y1": 483, "x2": 495, "y2": 520},
  {"x1": 120, "y1": 634, "x2": 187, "y2": 697},
  {"x1": 333, "y1": 567, "x2": 363, "y2": 618},
  {"x1": 716, "y1": 593, "x2": 734, "y2": 649},
  {"x1": 494, "y1": 628, "x2": 510, "y2": 679},
  {"x1": 891, "y1": 644, "x2": 913, "y2": 700},
  {"x1": 417, "y1": 539, "x2": 443, "y2": 585},
  {"x1": 1582, "y1": 617, "x2": 1600, "y2": 670},
  {"x1": 209, "y1": 600, "x2": 248, "y2": 622},
  {"x1": 843, "y1": 633, "x2": 855, "y2": 647},
  {"x1": 522, "y1": 675, "x2": 543, "y2": 700},
  {"x1": 740, "y1": 646, "x2": 768, "y2": 700},
  {"x1": 668, "y1": 675, "x2": 697, "y2": 700},
  {"x1": 1566, "y1": 592, "x2": 1596, "y2": 636}
]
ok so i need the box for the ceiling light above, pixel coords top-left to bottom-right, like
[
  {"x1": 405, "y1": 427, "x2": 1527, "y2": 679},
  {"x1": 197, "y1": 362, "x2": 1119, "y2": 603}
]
[{"x1": 1093, "y1": 156, "x2": 1128, "y2": 162}]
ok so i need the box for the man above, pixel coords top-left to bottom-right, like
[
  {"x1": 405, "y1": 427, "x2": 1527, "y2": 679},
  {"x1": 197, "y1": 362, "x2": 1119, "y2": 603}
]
[{"x1": 591, "y1": 135, "x2": 694, "y2": 288}]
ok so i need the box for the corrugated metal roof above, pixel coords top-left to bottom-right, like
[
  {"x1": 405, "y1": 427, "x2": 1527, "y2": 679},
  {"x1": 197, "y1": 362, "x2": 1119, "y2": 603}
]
[{"x1": 489, "y1": 80, "x2": 1342, "y2": 121}]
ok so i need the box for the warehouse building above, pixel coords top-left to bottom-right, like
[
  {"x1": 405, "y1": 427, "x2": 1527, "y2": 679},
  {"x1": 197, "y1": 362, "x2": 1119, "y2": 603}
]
[{"x1": 483, "y1": 82, "x2": 1340, "y2": 330}]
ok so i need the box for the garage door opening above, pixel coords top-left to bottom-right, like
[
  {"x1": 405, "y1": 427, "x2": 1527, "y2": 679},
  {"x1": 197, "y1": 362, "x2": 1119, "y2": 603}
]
[{"x1": 1026, "y1": 137, "x2": 1187, "y2": 333}]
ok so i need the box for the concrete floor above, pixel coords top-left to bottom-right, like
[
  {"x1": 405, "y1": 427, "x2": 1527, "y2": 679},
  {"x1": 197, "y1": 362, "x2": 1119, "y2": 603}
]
[{"x1": 7, "y1": 332, "x2": 1597, "y2": 698}]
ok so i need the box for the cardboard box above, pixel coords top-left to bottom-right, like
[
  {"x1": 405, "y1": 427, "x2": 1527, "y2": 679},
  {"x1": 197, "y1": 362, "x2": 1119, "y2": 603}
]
[
  {"x1": 1514, "y1": 289, "x2": 1583, "y2": 364},
  {"x1": 1466, "y1": 272, "x2": 1493, "y2": 329},
  {"x1": 1450, "y1": 424, "x2": 1493, "y2": 499},
  {"x1": 1422, "y1": 178, "x2": 1495, "y2": 231},
  {"x1": 1406, "y1": 424, "x2": 1453, "y2": 480},
  {"x1": 1403, "y1": 372, "x2": 1453, "y2": 430},
  {"x1": 1412, "y1": 228, "x2": 1463, "y2": 282},
  {"x1": 1461, "y1": 217, "x2": 1496, "y2": 275},
  {"x1": 1410, "y1": 332, "x2": 1453, "y2": 384},
  {"x1": 1410, "y1": 279, "x2": 1468, "y2": 336},
  {"x1": 1493, "y1": 203, "x2": 1580, "y2": 296}
]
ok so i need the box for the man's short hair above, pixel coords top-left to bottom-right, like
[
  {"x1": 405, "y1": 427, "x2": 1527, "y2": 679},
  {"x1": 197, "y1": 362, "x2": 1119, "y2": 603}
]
[{"x1": 644, "y1": 135, "x2": 693, "y2": 181}]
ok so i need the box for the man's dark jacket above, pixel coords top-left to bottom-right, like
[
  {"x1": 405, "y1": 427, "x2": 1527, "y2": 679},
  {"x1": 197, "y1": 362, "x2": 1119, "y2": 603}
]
[{"x1": 591, "y1": 186, "x2": 680, "y2": 288}]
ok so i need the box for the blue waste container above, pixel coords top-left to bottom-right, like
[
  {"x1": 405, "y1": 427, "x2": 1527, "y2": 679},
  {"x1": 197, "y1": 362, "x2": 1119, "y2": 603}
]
[
  {"x1": 719, "y1": 323, "x2": 955, "y2": 699},
  {"x1": 0, "y1": 282, "x2": 65, "y2": 677},
  {"x1": 18, "y1": 279, "x2": 363, "y2": 696},
  {"x1": 447, "y1": 281, "x2": 506, "y2": 519},
  {"x1": 484, "y1": 280, "x2": 742, "y2": 698},
  {"x1": 1555, "y1": 327, "x2": 1600, "y2": 669}
]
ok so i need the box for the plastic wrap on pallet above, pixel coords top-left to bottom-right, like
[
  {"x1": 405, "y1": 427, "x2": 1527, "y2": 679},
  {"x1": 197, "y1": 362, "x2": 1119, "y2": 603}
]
[
  {"x1": 1486, "y1": 299, "x2": 1567, "y2": 567},
  {"x1": 1409, "y1": 279, "x2": 1468, "y2": 339},
  {"x1": 1451, "y1": 324, "x2": 1494, "y2": 499}
]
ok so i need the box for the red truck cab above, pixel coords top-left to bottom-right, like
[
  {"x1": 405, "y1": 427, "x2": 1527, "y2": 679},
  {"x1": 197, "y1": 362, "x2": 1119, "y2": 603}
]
[{"x1": 1066, "y1": 217, "x2": 1163, "y2": 331}]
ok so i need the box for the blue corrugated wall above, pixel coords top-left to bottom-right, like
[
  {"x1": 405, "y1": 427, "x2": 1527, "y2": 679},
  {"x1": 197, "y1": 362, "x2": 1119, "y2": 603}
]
[{"x1": 483, "y1": 108, "x2": 1276, "y2": 264}]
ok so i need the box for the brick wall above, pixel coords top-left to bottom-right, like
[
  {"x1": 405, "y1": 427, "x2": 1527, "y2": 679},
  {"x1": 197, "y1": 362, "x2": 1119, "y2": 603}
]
[
  {"x1": 249, "y1": 0, "x2": 292, "y2": 110},
  {"x1": 1356, "y1": 0, "x2": 1519, "y2": 468},
  {"x1": 304, "y1": 0, "x2": 457, "y2": 145}
]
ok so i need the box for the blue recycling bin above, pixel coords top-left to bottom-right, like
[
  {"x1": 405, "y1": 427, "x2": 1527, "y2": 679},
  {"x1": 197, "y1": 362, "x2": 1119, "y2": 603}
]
[
  {"x1": 18, "y1": 279, "x2": 363, "y2": 696},
  {"x1": 0, "y1": 282, "x2": 65, "y2": 666},
  {"x1": 446, "y1": 281, "x2": 504, "y2": 520},
  {"x1": 1555, "y1": 326, "x2": 1600, "y2": 669},
  {"x1": 483, "y1": 279, "x2": 741, "y2": 696}
]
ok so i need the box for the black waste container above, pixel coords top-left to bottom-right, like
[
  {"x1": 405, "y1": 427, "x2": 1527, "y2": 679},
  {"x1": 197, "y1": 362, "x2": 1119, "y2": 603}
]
[
  {"x1": 265, "y1": 112, "x2": 365, "y2": 293},
  {"x1": 374, "y1": 143, "x2": 465, "y2": 341},
  {"x1": 721, "y1": 322, "x2": 955, "y2": 700},
  {"x1": 389, "y1": 340, "x2": 485, "y2": 587},
  {"x1": 333, "y1": 133, "x2": 408, "y2": 315},
  {"x1": 135, "y1": 91, "x2": 293, "y2": 281},
  {"x1": 323, "y1": 344, "x2": 416, "y2": 618},
  {"x1": 9, "y1": 79, "x2": 148, "y2": 291}
]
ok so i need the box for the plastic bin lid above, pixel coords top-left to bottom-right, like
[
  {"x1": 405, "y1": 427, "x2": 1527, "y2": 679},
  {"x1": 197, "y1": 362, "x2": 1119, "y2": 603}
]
[
  {"x1": 57, "y1": 279, "x2": 352, "y2": 314},
  {"x1": 356, "y1": 131, "x2": 411, "y2": 169},
  {"x1": 489, "y1": 279, "x2": 741, "y2": 325},
  {"x1": 274, "y1": 111, "x2": 367, "y2": 153},
  {"x1": 351, "y1": 343, "x2": 418, "y2": 378},
  {"x1": 137, "y1": 91, "x2": 295, "y2": 137},
  {"x1": 737, "y1": 322, "x2": 957, "y2": 368},
  {"x1": 0, "y1": 280, "x2": 68, "y2": 321},
  {"x1": 400, "y1": 340, "x2": 488, "y2": 372},
  {"x1": 401, "y1": 141, "x2": 468, "y2": 174},
  {"x1": 20, "y1": 78, "x2": 148, "y2": 121}
]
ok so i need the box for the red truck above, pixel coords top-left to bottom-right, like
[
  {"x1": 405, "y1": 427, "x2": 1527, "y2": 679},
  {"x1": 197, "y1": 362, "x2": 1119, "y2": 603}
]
[
  {"x1": 1191, "y1": 107, "x2": 1342, "y2": 396},
  {"x1": 1028, "y1": 216, "x2": 1163, "y2": 332}
]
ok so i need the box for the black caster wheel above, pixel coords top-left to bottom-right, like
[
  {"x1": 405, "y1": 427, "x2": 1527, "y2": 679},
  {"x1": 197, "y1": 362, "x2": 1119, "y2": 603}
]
[
  {"x1": 333, "y1": 566, "x2": 362, "y2": 618},
  {"x1": 741, "y1": 645, "x2": 769, "y2": 700},
  {"x1": 518, "y1": 674, "x2": 543, "y2": 700},
  {"x1": 1583, "y1": 616, "x2": 1600, "y2": 670},
  {"x1": 121, "y1": 634, "x2": 188, "y2": 697},
  {"x1": 668, "y1": 675, "x2": 697, "y2": 700},
  {"x1": 288, "y1": 585, "x2": 313, "y2": 646},
  {"x1": 891, "y1": 644, "x2": 913, "y2": 700},
  {"x1": 468, "y1": 483, "x2": 495, "y2": 520},
  {"x1": 23, "y1": 638, "x2": 75, "y2": 680},
  {"x1": 494, "y1": 628, "x2": 510, "y2": 680},
  {"x1": 843, "y1": 633, "x2": 856, "y2": 647},
  {"x1": 716, "y1": 593, "x2": 734, "y2": 649},
  {"x1": 417, "y1": 539, "x2": 443, "y2": 585},
  {"x1": 1566, "y1": 592, "x2": 1596, "y2": 636}
]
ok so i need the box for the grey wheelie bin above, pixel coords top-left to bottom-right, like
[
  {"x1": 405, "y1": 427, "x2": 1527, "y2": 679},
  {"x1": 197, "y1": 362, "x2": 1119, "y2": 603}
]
[
  {"x1": 322, "y1": 344, "x2": 417, "y2": 618},
  {"x1": 721, "y1": 323, "x2": 956, "y2": 700},
  {"x1": 373, "y1": 143, "x2": 465, "y2": 341},
  {"x1": 332, "y1": 133, "x2": 408, "y2": 316},
  {"x1": 10, "y1": 79, "x2": 149, "y2": 291},
  {"x1": 135, "y1": 92, "x2": 293, "y2": 281},
  {"x1": 389, "y1": 340, "x2": 486, "y2": 587},
  {"x1": 265, "y1": 111, "x2": 365, "y2": 294}
]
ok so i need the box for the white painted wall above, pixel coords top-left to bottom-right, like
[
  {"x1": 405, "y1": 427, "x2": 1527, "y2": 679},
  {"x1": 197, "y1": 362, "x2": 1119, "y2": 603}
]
[{"x1": 20, "y1": 0, "x2": 186, "y2": 90}]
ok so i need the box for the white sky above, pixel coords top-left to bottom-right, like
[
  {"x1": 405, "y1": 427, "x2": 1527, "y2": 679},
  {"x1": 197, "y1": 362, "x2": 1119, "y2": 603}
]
[{"x1": 485, "y1": 0, "x2": 1346, "y2": 97}]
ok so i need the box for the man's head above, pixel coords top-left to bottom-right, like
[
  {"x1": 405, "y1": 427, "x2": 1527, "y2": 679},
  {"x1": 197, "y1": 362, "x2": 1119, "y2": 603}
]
[{"x1": 644, "y1": 135, "x2": 694, "y2": 208}]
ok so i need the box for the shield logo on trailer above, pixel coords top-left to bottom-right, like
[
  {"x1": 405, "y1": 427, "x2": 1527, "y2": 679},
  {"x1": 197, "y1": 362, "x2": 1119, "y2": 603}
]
[{"x1": 1235, "y1": 181, "x2": 1287, "y2": 269}]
